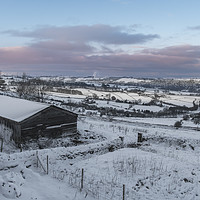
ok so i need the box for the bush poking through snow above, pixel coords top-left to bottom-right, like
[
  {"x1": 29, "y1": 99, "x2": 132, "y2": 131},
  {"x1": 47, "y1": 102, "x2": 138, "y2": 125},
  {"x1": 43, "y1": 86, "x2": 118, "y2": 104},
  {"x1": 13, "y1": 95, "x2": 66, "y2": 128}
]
[{"x1": 174, "y1": 120, "x2": 182, "y2": 128}]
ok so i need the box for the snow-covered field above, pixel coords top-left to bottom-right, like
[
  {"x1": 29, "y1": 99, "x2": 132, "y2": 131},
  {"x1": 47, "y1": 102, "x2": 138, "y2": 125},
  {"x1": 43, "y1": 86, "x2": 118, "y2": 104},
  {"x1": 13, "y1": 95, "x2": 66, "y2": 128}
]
[
  {"x1": 1, "y1": 115, "x2": 200, "y2": 199},
  {"x1": 1, "y1": 76, "x2": 200, "y2": 199},
  {"x1": 47, "y1": 87, "x2": 200, "y2": 111}
]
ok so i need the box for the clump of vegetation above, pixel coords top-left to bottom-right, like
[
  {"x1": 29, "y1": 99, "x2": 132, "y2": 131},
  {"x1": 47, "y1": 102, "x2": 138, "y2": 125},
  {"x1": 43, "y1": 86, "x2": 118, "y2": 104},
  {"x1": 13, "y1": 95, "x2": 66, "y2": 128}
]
[
  {"x1": 183, "y1": 114, "x2": 190, "y2": 121},
  {"x1": 174, "y1": 120, "x2": 182, "y2": 128}
]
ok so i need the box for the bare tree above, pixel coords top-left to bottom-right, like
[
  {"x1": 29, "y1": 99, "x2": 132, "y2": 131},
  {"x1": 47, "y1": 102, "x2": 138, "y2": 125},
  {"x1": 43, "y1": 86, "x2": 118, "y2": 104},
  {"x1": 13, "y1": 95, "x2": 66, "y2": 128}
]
[{"x1": 16, "y1": 73, "x2": 47, "y2": 101}]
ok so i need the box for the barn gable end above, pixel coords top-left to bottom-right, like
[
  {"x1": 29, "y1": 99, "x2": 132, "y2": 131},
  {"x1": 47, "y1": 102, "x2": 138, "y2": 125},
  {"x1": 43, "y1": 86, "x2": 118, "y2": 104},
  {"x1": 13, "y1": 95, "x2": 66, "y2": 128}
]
[
  {"x1": 0, "y1": 116, "x2": 21, "y2": 143},
  {"x1": 0, "y1": 95, "x2": 78, "y2": 144}
]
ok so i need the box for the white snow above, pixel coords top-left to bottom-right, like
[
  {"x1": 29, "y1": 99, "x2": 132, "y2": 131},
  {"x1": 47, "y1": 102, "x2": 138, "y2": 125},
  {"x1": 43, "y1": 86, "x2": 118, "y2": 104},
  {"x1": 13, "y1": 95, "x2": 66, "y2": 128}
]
[
  {"x1": 0, "y1": 164, "x2": 93, "y2": 200},
  {"x1": 2, "y1": 77, "x2": 200, "y2": 199},
  {"x1": 1, "y1": 115, "x2": 200, "y2": 199},
  {"x1": 115, "y1": 78, "x2": 150, "y2": 83},
  {"x1": 0, "y1": 95, "x2": 49, "y2": 122}
]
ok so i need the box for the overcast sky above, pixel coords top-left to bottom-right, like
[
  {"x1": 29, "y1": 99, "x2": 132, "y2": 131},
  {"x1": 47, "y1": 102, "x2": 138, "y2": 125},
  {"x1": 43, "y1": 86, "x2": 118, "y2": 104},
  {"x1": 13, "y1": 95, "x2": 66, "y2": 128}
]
[{"x1": 1, "y1": 0, "x2": 200, "y2": 77}]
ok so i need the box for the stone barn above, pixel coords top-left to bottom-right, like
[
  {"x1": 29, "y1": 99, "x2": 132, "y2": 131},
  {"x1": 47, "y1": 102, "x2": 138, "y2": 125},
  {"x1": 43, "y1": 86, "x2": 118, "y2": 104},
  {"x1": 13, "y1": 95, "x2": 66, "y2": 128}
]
[{"x1": 0, "y1": 95, "x2": 78, "y2": 144}]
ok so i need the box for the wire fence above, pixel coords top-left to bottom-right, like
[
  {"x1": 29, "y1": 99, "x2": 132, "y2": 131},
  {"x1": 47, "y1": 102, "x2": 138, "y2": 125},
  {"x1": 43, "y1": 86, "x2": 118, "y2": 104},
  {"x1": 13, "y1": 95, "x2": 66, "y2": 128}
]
[
  {"x1": 64, "y1": 168, "x2": 138, "y2": 200},
  {"x1": 34, "y1": 134, "x2": 146, "y2": 199}
]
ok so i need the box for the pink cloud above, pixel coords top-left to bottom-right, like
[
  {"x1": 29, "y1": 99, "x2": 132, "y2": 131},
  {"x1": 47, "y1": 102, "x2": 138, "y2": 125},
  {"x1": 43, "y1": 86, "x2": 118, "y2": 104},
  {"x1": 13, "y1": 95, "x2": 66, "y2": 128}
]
[
  {"x1": 0, "y1": 44, "x2": 200, "y2": 77},
  {"x1": 1, "y1": 25, "x2": 200, "y2": 77}
]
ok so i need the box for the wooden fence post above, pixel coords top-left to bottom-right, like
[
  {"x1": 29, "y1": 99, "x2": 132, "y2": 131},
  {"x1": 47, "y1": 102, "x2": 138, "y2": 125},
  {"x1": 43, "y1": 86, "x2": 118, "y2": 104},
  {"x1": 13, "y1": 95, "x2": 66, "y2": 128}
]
[
  {"x1": 36, "y1": 151, "x2": 38, "y2": 168},
  {"x1": 20, "y1": 144, "x2": 22, "y2": 152},
  {"x1": 119, "y1": 136, "x2": 124, "y2": 145},
  {"x1": 47, "y1": 155, "x2": 49, "y2": 175},
  {"x1": 0, "y1": 138, "x2": 3, "y2": 152},
  {"x1": 81, "y1": 168, "x2": 84, "y2": 190},
  {"x1": 138, "y1": 133, "x2": 143, "y2": 143},
  {"x1": 123, "y1": 184, "x2": 125, "y2": 200}
]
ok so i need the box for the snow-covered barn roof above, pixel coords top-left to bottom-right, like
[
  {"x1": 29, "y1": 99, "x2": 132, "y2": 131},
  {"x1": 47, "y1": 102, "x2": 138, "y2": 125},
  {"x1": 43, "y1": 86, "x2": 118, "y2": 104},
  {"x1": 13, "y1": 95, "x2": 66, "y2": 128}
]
[{"x1": 0, "y1": 95, "x2": 49, "y2": 122}]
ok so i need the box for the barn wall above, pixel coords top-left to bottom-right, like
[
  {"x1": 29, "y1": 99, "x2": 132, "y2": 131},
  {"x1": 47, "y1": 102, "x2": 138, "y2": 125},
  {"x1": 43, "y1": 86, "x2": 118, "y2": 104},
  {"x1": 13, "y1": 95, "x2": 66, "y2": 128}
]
[
  {"x1": 20, "y1": 106, "x2": 77, "y2": 138},
  {"x1": 0, "y1": 117, "x2": 21, "y2": 143}
]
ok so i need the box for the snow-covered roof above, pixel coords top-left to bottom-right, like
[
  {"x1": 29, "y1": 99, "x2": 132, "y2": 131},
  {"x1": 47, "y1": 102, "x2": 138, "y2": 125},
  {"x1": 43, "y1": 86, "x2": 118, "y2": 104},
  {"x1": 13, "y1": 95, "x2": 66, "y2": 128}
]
[{"x1": 0, "y1": 95, "x2": 49, "y2": 122}]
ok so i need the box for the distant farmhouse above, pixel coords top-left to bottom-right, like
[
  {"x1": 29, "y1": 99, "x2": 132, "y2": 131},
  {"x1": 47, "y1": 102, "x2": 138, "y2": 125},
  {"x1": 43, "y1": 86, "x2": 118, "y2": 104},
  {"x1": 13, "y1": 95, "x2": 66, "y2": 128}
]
[{"x1": 0, "y1": 95, "x2": 78, "y2": 144}]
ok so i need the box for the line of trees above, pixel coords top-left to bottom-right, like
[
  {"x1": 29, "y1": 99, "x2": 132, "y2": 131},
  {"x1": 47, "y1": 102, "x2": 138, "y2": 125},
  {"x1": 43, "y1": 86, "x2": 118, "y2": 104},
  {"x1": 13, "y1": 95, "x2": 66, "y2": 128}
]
[{"x1": 16, "y1": 73, "x2": 46, "y2": 102}]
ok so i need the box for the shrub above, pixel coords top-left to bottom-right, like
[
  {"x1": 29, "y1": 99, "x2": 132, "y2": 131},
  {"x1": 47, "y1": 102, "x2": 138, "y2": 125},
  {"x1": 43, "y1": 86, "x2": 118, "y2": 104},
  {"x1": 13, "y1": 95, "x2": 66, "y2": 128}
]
[{"x1": 174, "y1": 120, "x2": 182, "y2": 128}]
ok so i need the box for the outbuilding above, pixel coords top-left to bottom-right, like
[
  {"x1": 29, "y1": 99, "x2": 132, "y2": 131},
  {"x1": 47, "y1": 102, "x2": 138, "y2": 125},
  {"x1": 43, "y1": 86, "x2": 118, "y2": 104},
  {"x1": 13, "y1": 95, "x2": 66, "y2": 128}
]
[{"x1": 0, "y1": 95, "x2": 78, "y2": 144}]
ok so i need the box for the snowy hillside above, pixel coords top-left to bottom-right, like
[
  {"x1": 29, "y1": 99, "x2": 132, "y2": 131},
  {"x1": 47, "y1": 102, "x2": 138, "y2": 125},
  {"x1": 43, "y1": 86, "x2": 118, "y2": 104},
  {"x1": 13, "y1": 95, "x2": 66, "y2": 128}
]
[
  {"x1": 1, "y1": 115, "x2": 200, "y2": 199},
  {"x1": 1, "y1": 76, "x2": 200, "y2": 199}
]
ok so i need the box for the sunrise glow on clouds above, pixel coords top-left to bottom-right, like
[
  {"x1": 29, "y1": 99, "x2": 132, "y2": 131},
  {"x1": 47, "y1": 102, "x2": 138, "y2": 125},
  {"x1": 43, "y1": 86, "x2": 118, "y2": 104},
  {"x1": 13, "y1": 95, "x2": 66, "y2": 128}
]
[{"x1": 0, "y1": 0, "x2": 200, "y2": 77}]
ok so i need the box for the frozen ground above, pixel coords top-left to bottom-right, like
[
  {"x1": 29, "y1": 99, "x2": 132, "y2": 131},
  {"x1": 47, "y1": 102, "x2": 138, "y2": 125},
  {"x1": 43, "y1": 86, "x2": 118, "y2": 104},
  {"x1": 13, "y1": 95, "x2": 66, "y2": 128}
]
[
  {"x1": 1, "y1": 79, "x2": 200, "y2": 199},
  {"x1": 1, "y1": 116, "x2": 200, "y2": 199},
  {"x1": 0, "y1": 164, "x2": 91, "y2": 200}
]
